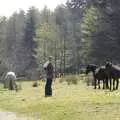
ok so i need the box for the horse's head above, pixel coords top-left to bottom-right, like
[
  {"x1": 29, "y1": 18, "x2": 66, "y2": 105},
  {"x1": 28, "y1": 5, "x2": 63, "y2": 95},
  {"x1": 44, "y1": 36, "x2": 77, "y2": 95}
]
[
  {"x1": 105, "y1": 61, "x2": 112, "y2": 68},
  {"x1": 86, "y1": 64, "x2": 98, "y2": 74}
]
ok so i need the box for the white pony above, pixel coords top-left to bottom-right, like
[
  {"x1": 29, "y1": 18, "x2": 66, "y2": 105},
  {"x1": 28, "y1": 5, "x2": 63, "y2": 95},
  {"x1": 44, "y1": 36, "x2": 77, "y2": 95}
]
[{"x1": 4, "y1": 71, "x2": 17, "y2": 90}]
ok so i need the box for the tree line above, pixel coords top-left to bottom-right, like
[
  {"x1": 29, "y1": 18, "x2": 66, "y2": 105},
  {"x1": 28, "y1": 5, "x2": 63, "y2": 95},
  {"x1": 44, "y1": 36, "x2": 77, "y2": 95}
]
[{"x1": 0, "y1": 0, "x2": 119, "y2": 79}]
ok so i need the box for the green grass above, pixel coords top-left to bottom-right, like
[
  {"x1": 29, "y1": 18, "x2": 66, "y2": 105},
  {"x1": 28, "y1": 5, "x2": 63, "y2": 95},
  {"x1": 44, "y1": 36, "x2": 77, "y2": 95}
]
[{"x1": 0, "y1": 78, "x2": 120, "y2": 120}]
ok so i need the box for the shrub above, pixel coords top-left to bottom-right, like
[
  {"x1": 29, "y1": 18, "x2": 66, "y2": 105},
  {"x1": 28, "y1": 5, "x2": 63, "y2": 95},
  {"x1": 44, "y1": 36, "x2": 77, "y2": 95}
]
[
  {"x1": 32, "y1": 81, "x2": 39, "y2": 87},
  {"x1": 59, "y1": 74, "x2": 88, "y2": 85},
  {"x1": 59, "y1": 77, "x2": 66, "y2": 83},
  {"x1": 66, "y1": 75, "x2": 78, "y2": 85}
]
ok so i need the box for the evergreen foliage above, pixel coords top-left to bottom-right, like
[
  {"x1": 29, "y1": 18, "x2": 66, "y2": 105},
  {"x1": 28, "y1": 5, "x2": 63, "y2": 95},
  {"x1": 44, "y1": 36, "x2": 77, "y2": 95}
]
[{"x1": 0, "y1": 1, "x2": 119, "y2": 78}]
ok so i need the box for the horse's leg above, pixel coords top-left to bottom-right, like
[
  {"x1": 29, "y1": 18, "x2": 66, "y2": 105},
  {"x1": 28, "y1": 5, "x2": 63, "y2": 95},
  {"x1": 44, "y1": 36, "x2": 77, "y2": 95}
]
[
  {"x1": 94, "y1": 78, "x2": 97, "y2": 89},
  {"x1": 116, "y1": 79, "x2": 119, "y2": 90},
  {"x1": 106, "y1": 78, "x2": 109, "y2": 89},
  {"x1": 103, "y1": 79, "x2": 105, "y2": 89},
  {"x1": 113, "y1": 79, "x2": 116, "y2": 90},
  {"x1": 109, "y1": 78, "x2": 112, "y2": 91},
  {"x1": 98, "y1": 79, "x2": 100, "y2": 89}
]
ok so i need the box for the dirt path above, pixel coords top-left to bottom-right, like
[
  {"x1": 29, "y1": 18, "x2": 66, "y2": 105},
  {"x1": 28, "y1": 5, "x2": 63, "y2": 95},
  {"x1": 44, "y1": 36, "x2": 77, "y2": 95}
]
[{"x1": 0, "y1": 112, "x2": 33, "y2": 120}]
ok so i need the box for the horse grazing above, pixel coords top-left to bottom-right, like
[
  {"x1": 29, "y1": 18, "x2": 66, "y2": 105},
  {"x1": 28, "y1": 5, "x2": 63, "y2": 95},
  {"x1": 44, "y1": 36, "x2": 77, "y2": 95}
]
[
  {"x1": 86, "y1": 64, "x2": 108, "y2": 89},
  {"x1": 4, "y1": 71, "x2": 17, "y2": 90},
  {"x1": 105, "y1": 62, "x2": 120, "y2": 90}
]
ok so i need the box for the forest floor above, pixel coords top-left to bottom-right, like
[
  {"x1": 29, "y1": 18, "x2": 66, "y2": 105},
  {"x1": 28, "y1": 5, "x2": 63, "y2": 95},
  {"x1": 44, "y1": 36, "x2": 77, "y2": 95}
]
[{"x1": 0, "y1": 77, "x2": 120, "y2": 120}]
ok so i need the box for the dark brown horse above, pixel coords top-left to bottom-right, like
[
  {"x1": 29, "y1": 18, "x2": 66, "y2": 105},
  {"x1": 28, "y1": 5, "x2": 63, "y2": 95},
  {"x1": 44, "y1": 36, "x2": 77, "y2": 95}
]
[
  {"x1": 86, "y1": 64, "x2": 108, "y2": 89},
  {"x1": 105, "y1": 62, "x2": 120, "y2": 90}
]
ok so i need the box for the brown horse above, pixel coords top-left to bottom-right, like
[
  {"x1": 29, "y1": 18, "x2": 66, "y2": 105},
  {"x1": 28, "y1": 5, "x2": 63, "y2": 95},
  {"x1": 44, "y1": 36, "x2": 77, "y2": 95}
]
[
  {"x1": 105, "y1": 62, "x2": 120, "y2": 90},
  {"x1": 86, "y1": 64, "x2": 108, "y2": 89}
]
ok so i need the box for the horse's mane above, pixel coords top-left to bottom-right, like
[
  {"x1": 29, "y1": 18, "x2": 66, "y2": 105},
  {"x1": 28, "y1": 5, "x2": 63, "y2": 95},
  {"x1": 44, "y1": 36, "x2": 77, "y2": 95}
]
[{"x1": 95, "y1": 66, "x2": 106, "y2": 74}]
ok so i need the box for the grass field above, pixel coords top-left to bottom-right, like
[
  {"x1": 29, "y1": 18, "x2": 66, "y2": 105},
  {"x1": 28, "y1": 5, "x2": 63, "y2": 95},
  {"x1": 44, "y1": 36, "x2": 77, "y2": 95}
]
[{"x1": 0, "y1": 77, "x2": 120, "y2": 120}]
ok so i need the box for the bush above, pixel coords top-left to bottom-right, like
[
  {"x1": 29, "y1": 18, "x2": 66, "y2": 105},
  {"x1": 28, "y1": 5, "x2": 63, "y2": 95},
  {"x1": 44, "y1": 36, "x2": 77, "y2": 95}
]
[
  {"x1": 32, "y1": 81, "x2": 39, "y2": 87},
  {"x1": 66, "y1": 75, "x2": 78, "y2": 85},
  {"x1": 59, "y1": 77, "x2": 65, "y2": 83},
  {"x1": 59, "y1": 74, "x2": 87, "y2": 85},
  {"x1": 59, "y1": 75, "x2": 79, "y2": 85}
]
